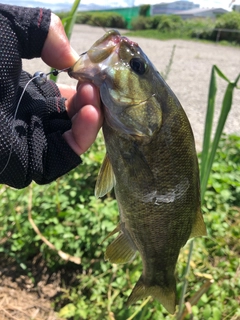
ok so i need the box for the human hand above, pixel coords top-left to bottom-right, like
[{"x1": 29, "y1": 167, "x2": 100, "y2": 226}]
[
  {"x1": 41, "y1": 13, "x2": 103, "y2": 155},
  {"x1": 59, "y1": 83, "x2": 103, "y2": 156}
]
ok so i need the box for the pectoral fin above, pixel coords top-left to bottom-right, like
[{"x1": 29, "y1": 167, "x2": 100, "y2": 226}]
[
  {"x1": 190, "y1": 208, "x2": 207, "y2": 238},
  {"x1": 105, "y1": 232, "x2": 136, "y2": 264},
  {"x1": 95, "y1": 153, "x2": 116, "y2": 198}
]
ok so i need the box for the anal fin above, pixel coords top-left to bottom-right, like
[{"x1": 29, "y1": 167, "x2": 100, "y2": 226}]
[
  {"x1": 190, "y1": 208, "x2": 207, "y2": 239},
  {"x1": 105, "y1": 232, "x2": 136, "y2": 264}
]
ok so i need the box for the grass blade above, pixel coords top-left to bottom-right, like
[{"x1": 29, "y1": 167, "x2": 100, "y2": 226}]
[
  {"x1": 200, "y1": 65, "x2": 217, "y2": 185},
  {"x1": 62, "y1": 0, "x2": 81, "y2": 39},
  {"x1": 177, "y1": 240, "x2": 194, "y2": 319},
  {"x1": 200, "y1": 73, "x2": 240, "y2": 198},
  {"x1": 214, "y1": 65, "x2": 231, "y2": 83}
]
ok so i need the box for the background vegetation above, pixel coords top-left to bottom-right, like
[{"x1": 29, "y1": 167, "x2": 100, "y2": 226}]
[
  {"x1": 57, "y1": 11, "x2": 127, "y2": 29},
  {"x1": 57, "y1": 10, "x2": 240, "y2": 45},
  {"x1": 130, "y1": 11, "x2": 240, "y2": 44}
]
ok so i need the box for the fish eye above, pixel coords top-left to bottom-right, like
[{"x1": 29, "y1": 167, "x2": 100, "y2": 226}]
[{"x1": 129, "y1": 58, "x2": 146, "y2": 75}]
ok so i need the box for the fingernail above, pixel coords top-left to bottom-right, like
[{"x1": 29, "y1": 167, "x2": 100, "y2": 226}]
[{"x1": 71, "y1": 46, "x2": 80, "y2": 62}]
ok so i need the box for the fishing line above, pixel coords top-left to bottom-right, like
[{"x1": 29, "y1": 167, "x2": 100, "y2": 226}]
[{"x1": 0, "y1": 68, "x2": 67, "y2": 176}]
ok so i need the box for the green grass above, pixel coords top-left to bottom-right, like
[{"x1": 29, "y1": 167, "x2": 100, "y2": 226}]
[
  {"x1": 125, "y1": 29, "x2": 240, "y2": 48},
  {"x1": 126, "y1": 29, "x2": 191, "y2": 41}
]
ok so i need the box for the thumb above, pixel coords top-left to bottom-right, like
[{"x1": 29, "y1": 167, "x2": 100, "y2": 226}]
[{"x1": 41, "y1": 13, "x2": 79, "y2": 70}]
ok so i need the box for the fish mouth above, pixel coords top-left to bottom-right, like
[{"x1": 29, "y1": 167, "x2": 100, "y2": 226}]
[
  {"x1": 68, "y1": 30, "x2": 139, "y2": 84},
  {"x1": 85, "y1": 29, "x2": 139, "y2": 63}
]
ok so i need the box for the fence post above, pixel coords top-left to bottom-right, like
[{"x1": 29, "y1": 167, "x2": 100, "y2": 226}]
[{"x1": 216, "y1": 29, "x2": 221, "y2": 42}]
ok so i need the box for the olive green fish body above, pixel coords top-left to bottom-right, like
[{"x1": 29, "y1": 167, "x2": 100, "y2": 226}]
[
  {"x1": 102, "y1": 87, "x2": 202, "y2": 313},
  {"x1": 69, "y1": 30, "x2": 206, "y2": 314}
]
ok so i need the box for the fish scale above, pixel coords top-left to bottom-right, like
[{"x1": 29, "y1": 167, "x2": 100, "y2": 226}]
[{"x1": 69, "y1": 29, "x2": 207, "y2": 314}]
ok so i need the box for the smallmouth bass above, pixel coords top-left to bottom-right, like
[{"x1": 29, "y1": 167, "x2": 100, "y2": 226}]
[{"x1": 69, "y1": 30, "x2": 207, "y2": 314}]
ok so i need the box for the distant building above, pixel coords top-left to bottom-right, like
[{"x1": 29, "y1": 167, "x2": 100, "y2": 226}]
[
  {"x1": 174, "y1": 7, "x2": 228, "y2": 19},
  {"x1": 151, "y1": 1, "x2": 200, "y2": 15}
]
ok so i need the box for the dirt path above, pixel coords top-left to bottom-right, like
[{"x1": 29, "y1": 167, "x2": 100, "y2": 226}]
[{"x1": 23, "y1": 24, "x2": 240, "y2": 151}]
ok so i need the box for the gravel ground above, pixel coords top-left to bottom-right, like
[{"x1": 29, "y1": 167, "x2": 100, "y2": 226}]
[{"x1": 23, "y1": 24, "x2": 240, "y2": 151}]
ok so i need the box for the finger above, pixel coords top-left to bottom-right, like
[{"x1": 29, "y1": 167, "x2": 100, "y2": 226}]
[
  {"x1": 57, "y1": 84, "x2": 76, "y2": 100},
  {"x1": 41, "y1": 13, "x2": 79, "y2": 69},
  {"x1": 63, "y1": 83, "x2": 103, "y2": 155},
  {"x1": 66, "y1": 83, "x2": 100, "y2": 119},
  {"x1": 75, "y1": 103, "x2": 103, "y2": 153},
  {"x1": 63, "y1": 103, "x2": 103, "y2": 155},
  {"x1": 77, "y1": 83, "x2": 100, "y2": 108}
]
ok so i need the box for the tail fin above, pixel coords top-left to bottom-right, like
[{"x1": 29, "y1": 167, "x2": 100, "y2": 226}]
[{"x1": 126, "y1": 275, "x2": 176, "y2": 314}]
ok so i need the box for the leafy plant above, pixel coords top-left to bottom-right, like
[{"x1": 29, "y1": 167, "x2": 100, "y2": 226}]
[
  {"x1": 214, "y1": 11, "x2": 240, "y2": 43},
  {"x1": 183, "y1": 18, "x2": 215, "y2": 39},
  {"x1": 75, "y1": 12, "x2": 126, "y2": 29},
  {"x1": 157, "y1": 15, "x2": 183, "y2": 32},
  {"x1": 131, "y1": 16, "x2": 150, "y2": 30},
  {"x1": 131, "y1": 15, "x2": 183, "y2": 32}
]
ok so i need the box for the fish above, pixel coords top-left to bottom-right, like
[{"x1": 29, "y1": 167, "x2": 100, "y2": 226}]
[{"x1": 68, "y1": 29, "x2": 207, "y2": 314}]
